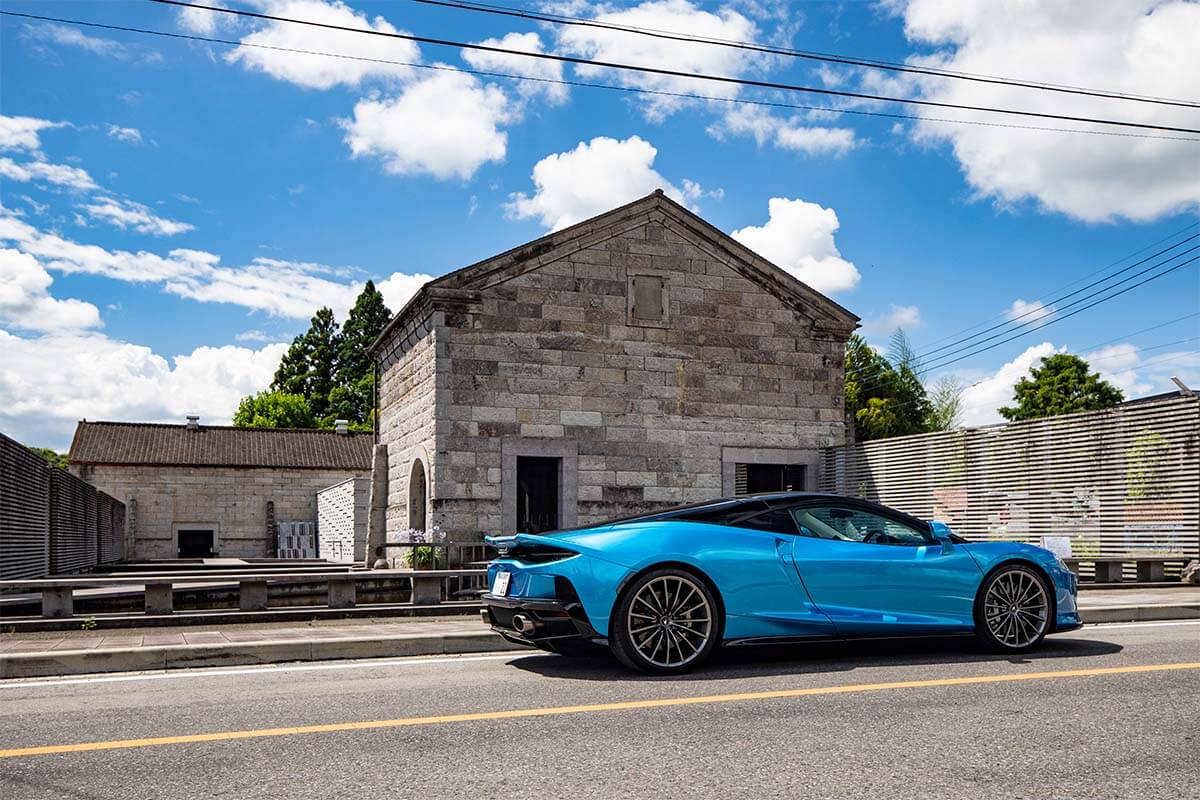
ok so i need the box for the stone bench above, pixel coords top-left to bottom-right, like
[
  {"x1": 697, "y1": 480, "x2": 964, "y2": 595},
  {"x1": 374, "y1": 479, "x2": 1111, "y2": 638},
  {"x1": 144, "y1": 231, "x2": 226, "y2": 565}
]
[
  {"x1": 1063, "y1": 556, "x2": 1190, "y2": 583},
  {"x1": 0, "y1": 569, "x2": 486, "y2": 619}
]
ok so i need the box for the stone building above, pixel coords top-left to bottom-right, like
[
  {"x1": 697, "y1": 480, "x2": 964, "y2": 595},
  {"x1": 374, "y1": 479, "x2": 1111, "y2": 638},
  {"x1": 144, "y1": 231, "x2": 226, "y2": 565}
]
[
  {"x1": 68, "y1": 419, "x2": 372, "y2": 559},
  {"x1": 370, "y1": 191, "x2": 859, "y2": 542}
]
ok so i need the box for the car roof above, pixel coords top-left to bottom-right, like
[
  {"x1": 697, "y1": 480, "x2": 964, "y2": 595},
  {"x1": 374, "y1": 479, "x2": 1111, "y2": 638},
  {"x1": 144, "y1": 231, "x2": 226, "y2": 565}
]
[{"x1": 589, "y1": 492, "x2": 929, "y2": 530}]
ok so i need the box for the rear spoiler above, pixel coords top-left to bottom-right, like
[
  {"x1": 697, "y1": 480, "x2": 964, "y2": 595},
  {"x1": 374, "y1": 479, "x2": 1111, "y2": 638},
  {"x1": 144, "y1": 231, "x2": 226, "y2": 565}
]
[{"x1": 485, "y1": 533, "x2": 580, "y2": 557}]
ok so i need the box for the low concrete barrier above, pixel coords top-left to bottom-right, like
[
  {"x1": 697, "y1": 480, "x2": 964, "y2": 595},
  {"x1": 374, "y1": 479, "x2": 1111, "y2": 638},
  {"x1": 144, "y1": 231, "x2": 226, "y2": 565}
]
[{"x1": 0, "y1": 569, "x2": 486, "y2": 619}]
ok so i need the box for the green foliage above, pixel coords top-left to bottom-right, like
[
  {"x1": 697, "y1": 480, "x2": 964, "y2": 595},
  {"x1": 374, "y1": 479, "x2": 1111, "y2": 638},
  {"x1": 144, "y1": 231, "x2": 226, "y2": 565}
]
[
  {"x1": 844, "y1": 331, "x2": 932, "y2": 441},
  {"x1": 233, "y1": 391, "x2": 316, "y2": 429},
  {"x1": 249, "y1": 282, "x2": 394, "y2": 430},
  {"x1": 926, "y1": 376, "x2": 965, "y2": 432},
  {"x1": 28, "y1": 446, "x2": 68, "y2": 469},
  {"x1": 999, "y1": 353, "x2": 1124, "y2": 422},
  {"x1": 406, "y1": 545, "x2": 442, "y2": 570}
]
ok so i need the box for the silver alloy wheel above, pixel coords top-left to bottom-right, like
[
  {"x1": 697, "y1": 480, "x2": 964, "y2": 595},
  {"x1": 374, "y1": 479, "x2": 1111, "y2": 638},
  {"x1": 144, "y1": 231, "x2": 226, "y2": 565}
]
[
  {"x1": 984, "y1": 568, "x2": 1049, "y2": 649},
  {"x1": 627, "y1": 574, "x2": 712, "y2": 668}
]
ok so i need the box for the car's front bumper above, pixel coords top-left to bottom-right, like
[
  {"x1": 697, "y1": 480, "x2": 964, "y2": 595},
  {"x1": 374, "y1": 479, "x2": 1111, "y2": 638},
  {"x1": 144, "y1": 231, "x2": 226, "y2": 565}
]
[{"x1": 481, "y1": 593, "x2": 604, "y2": 647}]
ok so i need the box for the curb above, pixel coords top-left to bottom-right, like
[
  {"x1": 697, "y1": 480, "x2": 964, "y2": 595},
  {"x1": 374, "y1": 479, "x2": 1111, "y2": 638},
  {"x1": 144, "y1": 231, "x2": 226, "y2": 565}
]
[
  {"x1": 1078, "y1": 603, "x2": 1200, "y2": 624},
  {"x1": 0, "y1": 631, "x2": 526, "y2": 680}
]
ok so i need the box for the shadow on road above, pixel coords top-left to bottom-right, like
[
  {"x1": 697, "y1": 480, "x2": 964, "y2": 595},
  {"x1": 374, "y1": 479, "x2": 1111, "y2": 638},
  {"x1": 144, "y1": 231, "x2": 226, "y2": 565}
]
[{"x1": 508, "y1": 635, "x2": 1124, "y2": 682}]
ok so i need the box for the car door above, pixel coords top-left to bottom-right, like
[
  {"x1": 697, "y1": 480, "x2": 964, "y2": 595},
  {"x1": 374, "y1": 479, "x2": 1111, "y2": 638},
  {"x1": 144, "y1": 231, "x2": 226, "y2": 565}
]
[{"x1": 787, "y1": 503, "x2": 982, "y2": 635}]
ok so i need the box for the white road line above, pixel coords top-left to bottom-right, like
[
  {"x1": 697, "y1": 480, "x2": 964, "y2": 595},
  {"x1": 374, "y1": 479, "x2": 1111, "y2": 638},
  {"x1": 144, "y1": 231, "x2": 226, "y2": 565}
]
[
  {"x1": 3, "y1": 619, "x2": 1195, "y2": 691},
  {"x1": 0, "y1": 652, "x2": 520, "y2": 690},
  {"x1": 1084, "y1": 619, "x2": 1200, "y2": 630}
]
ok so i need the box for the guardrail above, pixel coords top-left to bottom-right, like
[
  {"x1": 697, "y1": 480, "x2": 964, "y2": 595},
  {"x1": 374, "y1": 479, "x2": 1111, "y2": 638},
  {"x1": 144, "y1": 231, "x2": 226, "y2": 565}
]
[
  {"x1": 0, "y1": 569, "x2": 486, "y2": 619},
  {"x1": 1063, "y1": 556, "x2": 1192, "y2": 583}
]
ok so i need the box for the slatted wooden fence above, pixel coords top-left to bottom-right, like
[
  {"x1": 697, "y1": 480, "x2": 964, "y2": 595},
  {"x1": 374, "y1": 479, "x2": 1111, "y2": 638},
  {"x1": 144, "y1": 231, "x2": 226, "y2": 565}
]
[
  {"x1": 820, "y1": 393, "x2": 1200, "y2": 575},
  {"x1": 1, "y1": 433, "x2": 125, "y2": 579}
]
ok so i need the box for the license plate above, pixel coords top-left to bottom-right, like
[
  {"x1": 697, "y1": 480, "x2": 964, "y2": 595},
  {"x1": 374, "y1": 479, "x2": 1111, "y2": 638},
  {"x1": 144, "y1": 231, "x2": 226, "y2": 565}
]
[{"x1": 491, "y1": 571, "x2": 511, "y2": 596}]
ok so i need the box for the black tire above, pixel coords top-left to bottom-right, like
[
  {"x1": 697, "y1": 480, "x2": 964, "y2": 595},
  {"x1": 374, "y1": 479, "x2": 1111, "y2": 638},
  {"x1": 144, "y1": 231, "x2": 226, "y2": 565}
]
[
  {"x1": 974, "y1": 564, "x2": 1053, "y2": 654},
  {"x1": 610, "y1": 567, "x2": 721, "y2": 674}
]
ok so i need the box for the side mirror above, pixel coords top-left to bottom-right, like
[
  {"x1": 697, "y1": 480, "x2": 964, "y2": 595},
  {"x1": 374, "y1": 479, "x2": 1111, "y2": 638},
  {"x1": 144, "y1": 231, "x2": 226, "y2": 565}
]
[{"x1": 929, "y1": 521, "x2": 954, "y2": 552}]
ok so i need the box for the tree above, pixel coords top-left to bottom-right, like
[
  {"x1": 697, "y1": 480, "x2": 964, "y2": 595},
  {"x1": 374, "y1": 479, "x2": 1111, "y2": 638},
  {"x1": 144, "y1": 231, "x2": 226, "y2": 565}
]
[
  {"x1": 328, "y1": 281, "x2": 391, "y2": 426},
  {"x1": 926, "y1": 375, "x2": 965, "y2": 431},
  {"x1": 233, "y1": 391, "x2": 316, "y2": 429},
  {"x1": 844, "y1": 331, "x2": 932, "y2": 441},
  {"x1": 999, "y1": 353, "x2": 1124, "y2": 421},
  {"x1": 28, "y1": 446, "x2": 68, "y2": 469},
  {"x1": 270, "y1": 307, "x2": 342, "y2": 423}
]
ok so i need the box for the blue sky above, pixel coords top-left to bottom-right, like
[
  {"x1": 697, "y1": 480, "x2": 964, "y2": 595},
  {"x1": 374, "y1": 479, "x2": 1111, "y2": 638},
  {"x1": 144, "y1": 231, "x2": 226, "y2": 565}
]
[{"x1": 2, "y1": 0, "x2": 1198, "y2": 450}]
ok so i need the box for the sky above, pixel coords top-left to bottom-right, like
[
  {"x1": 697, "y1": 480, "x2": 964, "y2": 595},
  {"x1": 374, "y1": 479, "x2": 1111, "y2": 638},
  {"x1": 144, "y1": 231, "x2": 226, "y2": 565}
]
[{"x1": 1, "y1": 0, "x2": 1198, "y2": 451}]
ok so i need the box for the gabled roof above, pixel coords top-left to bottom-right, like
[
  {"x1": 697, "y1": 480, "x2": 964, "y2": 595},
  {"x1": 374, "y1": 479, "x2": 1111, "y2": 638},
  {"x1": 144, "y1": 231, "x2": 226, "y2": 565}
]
[
  {"x1": 371, "y1": 190, "x2": 859, "y2": 353},
  {"x1": 68, "y1": 421, "x2": 372, "y2": 470}
]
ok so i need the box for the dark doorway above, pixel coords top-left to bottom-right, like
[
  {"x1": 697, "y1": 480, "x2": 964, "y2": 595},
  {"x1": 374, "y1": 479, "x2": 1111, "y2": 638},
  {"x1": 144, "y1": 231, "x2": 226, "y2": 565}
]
[
  {"x1": 177, "y1": 529, "x2": 215, "y2": 558},
  {"x1": 737, "y1": 463, "x2": 806, "y2": 495},
  {"x1": 517, "y1": 456, "x2": 560, "y2": 533}
]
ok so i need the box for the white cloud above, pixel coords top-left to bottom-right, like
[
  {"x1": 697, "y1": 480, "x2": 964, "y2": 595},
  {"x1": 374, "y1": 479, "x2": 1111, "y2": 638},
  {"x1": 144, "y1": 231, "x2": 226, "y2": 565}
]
[
  {"x1": 892, "y1": 0, "x2": 1200, "y2": 222},
  {"x1": 507, "y1": 135, "x2": 698, "y2": 231},
  {"x1": 0, "y1": 115, "x2": 62, "y2": 151},
  {"x1": 0, "y1": 329, "x2": 288, "y2": 450},
  {"x1": 342, "y1": 68, "x2": 511, "y2": 179},
  {"x1": 1005, "y1": 298, "x2": 1055, "y2": 327},
  {"x1": 105, "y1": 124, "x2": 143, "y2": 145},
  {"x1": 462, "y1": 32, "x2": 569, "y2": 105},
  {"x1": 0, "y1": 157, "x2": 98, "y2": 191},
  {"x1": 0, "y1": 208, "x2": 428, "y2": 320},
  {"x1": 23, "y1": 22, "x2": 132, "y2": 60},
  {"x1": 80, "y1": 197, "x2": 195, "y2": 236},
  {"x1": 235, "y1": 329, "x2": 276, "y2": 343},
  {"x1": 709, "y1": 105, "x2": 859, "y2": 156},
  {"x1": 177, "y1": 0, "x2": 231, "y2": 35},
  {"x1": 958, "y1": 342, "x2": 1059, "y2": 426},
  {"x1": 860, "y1": 304, "x2": 924, "y2": 337},
  {"x1": 556, "y1": 0, "x2": 765, "y2": 119},
  {"x1": 377, "y1": 271, "x2": 433, "y2": 312},
  {"x1": 227, "y1": 0, "x2": 420, "y2": 89},
  {"x1": 0, "y1": 248, "x2": 101, "y2": 332},
  {"x1": 731, "y1": 197, "x2": 862, "y2": 295}
]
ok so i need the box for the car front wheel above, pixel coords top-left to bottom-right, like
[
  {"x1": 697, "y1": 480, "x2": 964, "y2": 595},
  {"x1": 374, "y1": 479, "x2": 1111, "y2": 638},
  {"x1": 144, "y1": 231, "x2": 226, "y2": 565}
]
[
  {"x1": 975, "y1": 564, "x2": 1052, "y2": 653},
  {"x1": 610, "y1": 568, "x2": 719, "y2": 674}
]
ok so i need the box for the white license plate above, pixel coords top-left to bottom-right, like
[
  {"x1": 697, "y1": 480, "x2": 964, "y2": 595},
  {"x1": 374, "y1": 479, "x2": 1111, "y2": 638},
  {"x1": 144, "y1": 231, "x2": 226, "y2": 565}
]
[{"x1": 491, "y1": 571, "x2": 511, "y2": 596}]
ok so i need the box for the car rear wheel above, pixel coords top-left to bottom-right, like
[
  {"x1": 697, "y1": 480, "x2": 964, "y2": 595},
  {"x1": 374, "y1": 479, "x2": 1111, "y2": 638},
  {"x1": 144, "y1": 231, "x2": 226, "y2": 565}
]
[
  {"x1": 610, "y1": 568, "x2": 719, "y2": 674},
  {"x1": 975, "y1": 564, "x2": 1051, "y2": 653}
]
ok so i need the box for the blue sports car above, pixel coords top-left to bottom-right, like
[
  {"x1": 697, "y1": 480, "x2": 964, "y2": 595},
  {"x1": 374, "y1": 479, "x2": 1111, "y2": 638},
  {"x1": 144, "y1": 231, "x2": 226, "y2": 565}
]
[{"x1": 481, "y1": 493, "x2": 1081, "y2": 673}]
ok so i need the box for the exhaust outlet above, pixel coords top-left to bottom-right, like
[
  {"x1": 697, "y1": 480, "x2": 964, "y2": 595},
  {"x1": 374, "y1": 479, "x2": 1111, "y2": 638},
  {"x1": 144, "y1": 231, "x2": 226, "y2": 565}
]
[{"x1": 512, "y1": 614, "x2": 536, "y2": 635}]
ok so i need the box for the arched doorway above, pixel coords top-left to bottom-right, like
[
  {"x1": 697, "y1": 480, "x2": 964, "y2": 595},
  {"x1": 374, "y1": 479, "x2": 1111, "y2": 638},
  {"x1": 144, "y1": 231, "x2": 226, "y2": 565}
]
[{"x1": 408, "y1": 459, "x2": 427, "y2": 532}]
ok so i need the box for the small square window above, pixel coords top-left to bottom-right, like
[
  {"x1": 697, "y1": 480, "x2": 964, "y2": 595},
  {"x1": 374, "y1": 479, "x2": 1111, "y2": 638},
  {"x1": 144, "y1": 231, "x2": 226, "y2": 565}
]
[{"x1": 628, "y1": 273, "x2": 669, "y2": 327}]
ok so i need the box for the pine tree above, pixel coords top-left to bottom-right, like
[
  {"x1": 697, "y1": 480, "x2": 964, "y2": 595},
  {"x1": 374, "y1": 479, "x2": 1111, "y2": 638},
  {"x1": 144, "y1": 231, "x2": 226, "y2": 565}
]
[
  {"x1": 305, "y1": 307, "x2": 341, "y2": 423},
  {"x1": 329, "y1": 282, "x2": 391, "y2": 425},
  {"x1": 844, "y1": 331, "x2": 932, "y2": 441}
]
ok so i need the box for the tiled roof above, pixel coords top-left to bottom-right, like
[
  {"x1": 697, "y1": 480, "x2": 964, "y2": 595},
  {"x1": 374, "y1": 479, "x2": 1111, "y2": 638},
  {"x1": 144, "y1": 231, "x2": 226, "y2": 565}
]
[{"x1": 68, "y1": 421, "x2": 373, "y2": 470}]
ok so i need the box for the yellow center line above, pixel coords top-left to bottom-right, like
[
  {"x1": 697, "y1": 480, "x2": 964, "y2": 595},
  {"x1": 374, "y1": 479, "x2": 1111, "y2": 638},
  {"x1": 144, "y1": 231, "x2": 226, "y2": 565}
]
[{"x1": 3, "y1": 661, "x2": 1197, "y2": 759}]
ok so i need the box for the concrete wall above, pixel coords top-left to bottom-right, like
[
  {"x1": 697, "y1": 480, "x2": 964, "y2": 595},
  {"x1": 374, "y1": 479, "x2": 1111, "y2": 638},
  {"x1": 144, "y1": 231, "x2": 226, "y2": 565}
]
[
  {"x1": 316, "y1": 476, "x2": 370, "y2": 562},
  {"x1": 74, "y1": 464, "x2": 367, "y2": 559},
  {"x1": 378, "y1": 214, "x2": 850, "y2": 541}
]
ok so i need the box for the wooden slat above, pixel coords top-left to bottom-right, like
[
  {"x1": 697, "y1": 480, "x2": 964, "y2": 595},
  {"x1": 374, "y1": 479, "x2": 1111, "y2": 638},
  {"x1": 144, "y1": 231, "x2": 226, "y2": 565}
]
[{"x1": 821, "y1": 395, "x2": 1200, "y2": 566}]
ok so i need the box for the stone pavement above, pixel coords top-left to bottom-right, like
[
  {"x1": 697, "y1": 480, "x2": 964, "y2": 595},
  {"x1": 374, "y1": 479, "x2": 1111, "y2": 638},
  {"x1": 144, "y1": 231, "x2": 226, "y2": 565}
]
[{"x1": 1, "y1": 587, "x2": 1196, "y2": 679}]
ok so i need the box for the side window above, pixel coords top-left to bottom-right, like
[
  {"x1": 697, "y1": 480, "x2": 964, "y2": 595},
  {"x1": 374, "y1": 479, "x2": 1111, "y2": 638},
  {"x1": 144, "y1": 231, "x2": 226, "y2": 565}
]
[
  {"x1": 791, "y1": 506, "x2": 930, "y2": 546},
  {"x1": 730, "y1": 508, "x2": 800, "y2": 535}
]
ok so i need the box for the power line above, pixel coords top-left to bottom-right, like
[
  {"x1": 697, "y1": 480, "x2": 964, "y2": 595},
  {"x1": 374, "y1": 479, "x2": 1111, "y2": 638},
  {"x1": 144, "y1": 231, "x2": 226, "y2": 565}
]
[
  {"x1": 413, "y1": 0, "x2": 1200, "y2": 109},
  {"x1": 147, "y1": 0, "x2": 1200, "y2": 136},
  {"x1": 917, "y1": 233, "x2": 1200, "y2": 360},
  {"x1": 844, "y1": 248, "x2": 1199, "y2": 394},
  {"x1": 8, "y1": 11, "x2": 1193, "y2": 144},
  {"x1": 911, "y1": 222, "x2": 1200, "y2": 352}
]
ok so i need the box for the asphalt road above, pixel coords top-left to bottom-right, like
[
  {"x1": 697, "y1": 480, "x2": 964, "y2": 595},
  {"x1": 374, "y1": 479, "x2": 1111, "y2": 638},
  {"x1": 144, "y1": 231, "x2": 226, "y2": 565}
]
[{"x1": 2, "y1": 621, "x2": 1197, "y2": 800}]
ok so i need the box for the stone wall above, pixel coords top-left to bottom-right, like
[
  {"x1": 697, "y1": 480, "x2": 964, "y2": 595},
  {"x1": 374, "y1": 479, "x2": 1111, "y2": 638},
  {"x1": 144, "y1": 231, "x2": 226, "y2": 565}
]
[
  {"x1": 316, "y1": 476, "x2": 370, "y2": 562},
  {"x1": 376, "y1": 312, "x2": 438, "y2": 535},
  {"x1": 75, "y1": 464, "x2": 367, "y2": 559},
  {"x1": 379, "y1": 211, "x2": 850, "y2": 541}
]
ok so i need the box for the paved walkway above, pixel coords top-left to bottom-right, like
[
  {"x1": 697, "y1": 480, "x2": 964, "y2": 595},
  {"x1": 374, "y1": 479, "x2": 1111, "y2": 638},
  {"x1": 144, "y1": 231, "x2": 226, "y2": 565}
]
[{"x1": 3, "y1": 587, "x2": 1198, "y2": 657}]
